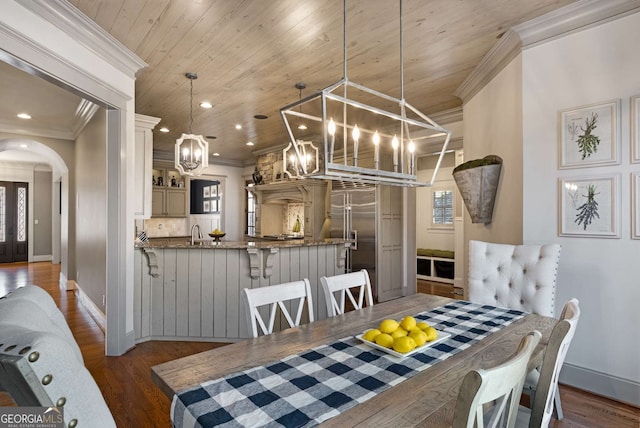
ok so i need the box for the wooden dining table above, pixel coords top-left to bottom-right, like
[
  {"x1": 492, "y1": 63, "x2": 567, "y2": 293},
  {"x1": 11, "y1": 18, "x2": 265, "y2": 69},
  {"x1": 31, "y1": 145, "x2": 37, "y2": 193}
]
[{"x1": 151, "y1": 293, "x2": 557, "y2": 427}]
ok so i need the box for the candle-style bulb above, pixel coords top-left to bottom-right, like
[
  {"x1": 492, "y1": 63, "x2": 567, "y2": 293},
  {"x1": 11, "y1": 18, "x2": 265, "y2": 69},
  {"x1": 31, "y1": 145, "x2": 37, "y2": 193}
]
[
  {"x1": 352, "y1": 125, "x2": 360, "y2": 166},
  {"x1": 408, "y1": 140, "x2": 415, "y2": 175},
  {"x1": 372, "y1": 131, "x2": 380, "y2": 146},
  {"x1": 352, "y1": 125, "x2": 360, "y2": 142},
  {"x1": 392, "y1": 135, "x2": 399, "y2": 172},
  {"x1": 328, "y1": 118, "x2": 336, "y2": 164}
]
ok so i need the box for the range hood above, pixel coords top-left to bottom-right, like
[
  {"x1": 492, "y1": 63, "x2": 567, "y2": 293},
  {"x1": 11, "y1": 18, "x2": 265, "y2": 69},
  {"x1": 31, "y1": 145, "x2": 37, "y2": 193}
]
[{"x1": 250, "y1": 180, "x2": 322, "y2": 204}]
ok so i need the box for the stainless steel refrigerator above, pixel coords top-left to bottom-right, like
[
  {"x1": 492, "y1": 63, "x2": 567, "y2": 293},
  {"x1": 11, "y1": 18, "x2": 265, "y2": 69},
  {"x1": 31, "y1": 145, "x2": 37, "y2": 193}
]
[{"x1": 330, "y1": 184, "x2": 377, "y2": 298}]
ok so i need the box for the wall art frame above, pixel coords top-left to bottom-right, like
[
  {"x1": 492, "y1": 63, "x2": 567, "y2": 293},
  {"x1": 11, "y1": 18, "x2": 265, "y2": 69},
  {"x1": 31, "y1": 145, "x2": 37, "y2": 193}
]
[
  {"x1": 633, "y1": 172, "x2": 640, "y2": 239},
  {"x1": 631, "y1": 95, "x2": 640, "y2": 163},
  {"x1": 558, "y1": 99, "x2": 620, "y2": 169},
  {"x1": 558, "y1": 174, "x2": 620, "y2": 238}
]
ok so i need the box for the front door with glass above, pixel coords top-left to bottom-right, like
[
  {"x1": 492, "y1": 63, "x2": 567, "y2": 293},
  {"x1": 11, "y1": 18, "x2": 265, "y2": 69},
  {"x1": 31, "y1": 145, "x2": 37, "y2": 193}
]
[{"x1": 0, "y1": 182, "x2": 28, "y2": 263}]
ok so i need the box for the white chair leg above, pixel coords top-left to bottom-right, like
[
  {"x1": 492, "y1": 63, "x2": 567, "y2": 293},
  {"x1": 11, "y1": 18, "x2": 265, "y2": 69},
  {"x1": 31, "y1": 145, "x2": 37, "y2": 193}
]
[{"x1": 553, "y1": 388, "x2": 563, "y2": 420}]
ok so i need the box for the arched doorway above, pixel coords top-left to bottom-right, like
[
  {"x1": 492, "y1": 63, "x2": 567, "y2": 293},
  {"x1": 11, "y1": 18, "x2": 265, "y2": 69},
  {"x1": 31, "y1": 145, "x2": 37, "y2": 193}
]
[{"x1": 0, "y1": 138, "x2": 70, "y2": 287}]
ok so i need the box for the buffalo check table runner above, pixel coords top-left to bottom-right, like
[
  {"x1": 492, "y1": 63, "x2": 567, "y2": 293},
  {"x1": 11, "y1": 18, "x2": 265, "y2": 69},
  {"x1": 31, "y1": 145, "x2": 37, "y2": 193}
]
[{"x1": 171, "y1": 300, "x2": 525, "y2": 428}]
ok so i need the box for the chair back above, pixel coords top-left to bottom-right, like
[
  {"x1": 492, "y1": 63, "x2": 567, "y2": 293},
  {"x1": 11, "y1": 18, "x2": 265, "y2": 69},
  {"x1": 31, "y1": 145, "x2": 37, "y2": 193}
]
[
  {"x1": 453, "y1": 330, "x2": 542, "y2": 428},
  {"x1": 243, "y1": 279, "x2": 314, "y2": 338},
  {"x1": 320, "y1": 269, "x2": 373, "y2": 317},
  {"x1": 468, "y1": 240, "x2": 561, "y2": 316},
  {"x1": 529, "y1": 299, "x2": 580, "y2": 427}
]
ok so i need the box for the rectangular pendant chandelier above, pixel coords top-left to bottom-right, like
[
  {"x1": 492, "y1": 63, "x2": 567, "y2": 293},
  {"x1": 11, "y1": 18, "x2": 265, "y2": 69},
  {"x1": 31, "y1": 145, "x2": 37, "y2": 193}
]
[
  {"x1": 280, "y1": 77, "x2": 451, "y2": 187},
  {"x1": 279, "y1": 0, "x2": 451, "y2": 187}
]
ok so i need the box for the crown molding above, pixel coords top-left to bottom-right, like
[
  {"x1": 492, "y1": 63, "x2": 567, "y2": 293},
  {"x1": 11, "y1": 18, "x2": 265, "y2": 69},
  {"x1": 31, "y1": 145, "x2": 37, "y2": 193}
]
[
  {"x1": 135, "y1": 113, "x2": 162, "y2": 130},
  {"x1": 453, "y1": 0, "x2": 640, "y2": 104},
  {"x1": 514, "y1": 0, "x2": 640, "y2": 48},
  {"x1": 153, "y1": 149, "x2": 244, "y2": 169},
  {"x1": 72, "y1": 99, "x2": 99, "y2": 137},
  {"x1": 0, "y1": 121, "x2": 74, "y2": 141},
  {"x1": 452, "y1": 29, "x2": 522, "y2": 104},
  {"x1": 429, "y1": 107, "x2": 463, "y2": 125},
  {"x1": 19, "y1": 0, "x2": 147, "y2": 78}
]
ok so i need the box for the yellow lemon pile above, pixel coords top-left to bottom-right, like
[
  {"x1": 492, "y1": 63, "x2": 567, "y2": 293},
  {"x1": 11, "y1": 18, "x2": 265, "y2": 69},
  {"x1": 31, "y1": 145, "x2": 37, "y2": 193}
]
[{"x1": 361, "y1": 316, "x2": 438, "y2": 354}]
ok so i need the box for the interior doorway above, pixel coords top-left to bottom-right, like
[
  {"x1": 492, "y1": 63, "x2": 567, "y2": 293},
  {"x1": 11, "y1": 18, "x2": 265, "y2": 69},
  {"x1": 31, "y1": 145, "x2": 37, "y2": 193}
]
[{"x1": 0, "y1": 181, "x2": 28, "y2": 263}]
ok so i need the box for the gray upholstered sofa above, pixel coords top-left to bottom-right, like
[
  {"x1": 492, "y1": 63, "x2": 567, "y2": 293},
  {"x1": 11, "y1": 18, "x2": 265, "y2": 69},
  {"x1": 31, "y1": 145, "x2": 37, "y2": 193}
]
[{"x1": 0, "y1": 285, "x2": 116, "y2": 428}]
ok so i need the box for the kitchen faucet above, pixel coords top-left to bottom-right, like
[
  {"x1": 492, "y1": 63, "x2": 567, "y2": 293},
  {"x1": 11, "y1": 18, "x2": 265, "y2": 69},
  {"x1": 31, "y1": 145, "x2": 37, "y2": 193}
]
[{"x1": 191, "y1": 224, "x2": 202, "y2": 246}]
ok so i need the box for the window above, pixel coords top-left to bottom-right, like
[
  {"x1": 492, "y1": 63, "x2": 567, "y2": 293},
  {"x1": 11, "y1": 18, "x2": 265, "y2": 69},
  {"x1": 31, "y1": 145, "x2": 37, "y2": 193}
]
[
  {"x1": 247, "y1": 187, "x2": 256, "y2": 236},
  {"x1": 432, "y1": 189, "x2": 453, "y2": 226}
]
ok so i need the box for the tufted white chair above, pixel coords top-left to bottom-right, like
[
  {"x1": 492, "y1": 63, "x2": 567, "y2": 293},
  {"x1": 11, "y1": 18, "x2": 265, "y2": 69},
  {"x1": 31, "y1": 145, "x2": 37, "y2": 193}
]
[{"x1": 468, "y1": 240, "x2": 561, "y2": 317}]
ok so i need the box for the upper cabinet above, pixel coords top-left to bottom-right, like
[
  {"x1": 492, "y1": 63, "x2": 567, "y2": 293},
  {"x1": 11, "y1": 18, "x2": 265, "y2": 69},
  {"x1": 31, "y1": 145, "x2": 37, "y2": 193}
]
[
  {"x1": 134, "y1": 114, "x2": 161, "y2": 219},
  {"x1": 151, "y1": 163, "x2": 188, "y2": 217}
]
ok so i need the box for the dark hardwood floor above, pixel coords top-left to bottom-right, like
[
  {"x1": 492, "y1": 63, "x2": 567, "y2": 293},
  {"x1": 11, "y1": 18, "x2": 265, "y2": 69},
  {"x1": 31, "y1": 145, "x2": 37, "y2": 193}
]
[{"x1": 1, "y1": 262, "x2": 638, "y2": 427}]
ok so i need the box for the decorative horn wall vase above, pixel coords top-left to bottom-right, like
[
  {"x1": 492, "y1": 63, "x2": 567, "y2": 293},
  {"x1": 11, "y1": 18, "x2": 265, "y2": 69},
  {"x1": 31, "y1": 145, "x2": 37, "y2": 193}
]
[{"x1": 452, "y1": 155, "x2": 503, "y2": 224}]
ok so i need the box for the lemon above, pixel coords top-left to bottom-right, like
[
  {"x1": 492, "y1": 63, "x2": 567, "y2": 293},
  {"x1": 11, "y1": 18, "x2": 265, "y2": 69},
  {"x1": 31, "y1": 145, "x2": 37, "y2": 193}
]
[
  {"x1": 390, "y1": 327, "x2": 408, "y2": 339},
  {"x1": 379, "y1": 319, "x2": 400, "y2": 334},
  {"x1": 417, "y1": 321, "x2": 430, "y2": 331},
  {"x1": 393, "y1": 336, "x2": 416, "y2": 354},
  {"x1": 409, "y1": 330, "x2": 428, "y2": 347},
  {"x1": 424, "y1": 326, "x2": 438, "y2": 342},
  {"x1": 362, "y1": 328, "x2": 381, "y2": 342},
  {"x1": 374, "y1": 333, "x2": 394, "y2": 348},
  {"x1": 400, "y1": 316, "x2": 417, "y2": 332}
]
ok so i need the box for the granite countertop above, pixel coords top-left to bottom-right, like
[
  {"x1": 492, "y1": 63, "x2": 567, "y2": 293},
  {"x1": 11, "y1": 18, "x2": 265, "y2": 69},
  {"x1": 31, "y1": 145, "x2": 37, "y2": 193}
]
[{"x1": 135, "y1": 238, "x2": 350, "y2": 250}]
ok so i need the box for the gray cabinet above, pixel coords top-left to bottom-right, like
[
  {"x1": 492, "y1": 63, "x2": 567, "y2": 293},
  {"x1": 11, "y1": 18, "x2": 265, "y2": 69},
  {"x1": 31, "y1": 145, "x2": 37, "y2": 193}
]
[{"x1": 151, "y1": 164, "x2": 188, "y2": 217}]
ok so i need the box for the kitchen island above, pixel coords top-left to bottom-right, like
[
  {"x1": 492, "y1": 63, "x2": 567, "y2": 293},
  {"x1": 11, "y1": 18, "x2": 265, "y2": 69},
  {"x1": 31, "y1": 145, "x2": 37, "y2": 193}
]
[{"x1": 133, "y1": 239, "x2": 350, "y2": 343}]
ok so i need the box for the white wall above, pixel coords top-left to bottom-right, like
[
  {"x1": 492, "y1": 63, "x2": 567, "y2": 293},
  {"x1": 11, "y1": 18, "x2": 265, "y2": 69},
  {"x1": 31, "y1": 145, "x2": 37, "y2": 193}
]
[
  {"x1": 522, "y1": 12, "x2": 640, "y2": 404},
  {"x1": 75, "y1": 108, "x2": 107, "y2": 313},
  {"x1": 463, "y1": 56, "x2": 524, "y2": 246}
]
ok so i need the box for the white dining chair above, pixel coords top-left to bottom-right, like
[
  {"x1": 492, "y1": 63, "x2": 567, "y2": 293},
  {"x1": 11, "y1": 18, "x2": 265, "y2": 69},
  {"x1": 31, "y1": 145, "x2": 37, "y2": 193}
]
[
  {"x1": 468, "y1": 240, "x2": 561, "y2": 317},
  {"x1": 519, "y1": 298, "x2": 580, "y2": 426},
  {"x1": 320, "y1": 269, "x2": 373, "y2": 317},
  {"x1": 242, "y1": 279, "x2": 314, "y2": 338},
  {"x1": 453, "y1": 330, "x2": 542, "y2": 428}
]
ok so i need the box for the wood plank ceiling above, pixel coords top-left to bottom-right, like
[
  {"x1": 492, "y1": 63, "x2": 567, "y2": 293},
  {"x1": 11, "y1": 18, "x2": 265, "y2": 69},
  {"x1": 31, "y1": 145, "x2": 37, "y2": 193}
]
[{"x1": 69, "y1": 0, "x2": 576, "y2": 163}]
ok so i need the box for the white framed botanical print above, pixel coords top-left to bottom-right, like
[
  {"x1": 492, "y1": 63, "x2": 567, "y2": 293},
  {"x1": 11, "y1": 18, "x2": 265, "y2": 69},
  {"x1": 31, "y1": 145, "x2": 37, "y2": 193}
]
[
  {"x1": 631, "y1": 95, "x2": 640, "y2": 163},
  {"x1": 558, "y1": 99, "x2": 620, "y2": 169},
  {"x1": 633, "y1": 172, "x2": 640, "y2": 239},
  {"x1": 558, "y1": 174, "x2": 620, "y2": 238}
]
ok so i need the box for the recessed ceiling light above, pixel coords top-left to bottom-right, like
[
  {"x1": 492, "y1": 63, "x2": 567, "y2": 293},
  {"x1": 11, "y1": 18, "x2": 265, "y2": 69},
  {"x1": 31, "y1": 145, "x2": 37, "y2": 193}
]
[
  {"x1": 213, "y1": 152, "x2": 220, "y2": 156},
  {"x1": 17, "y1": 113, "x2": 31, "y2": 119},
  {"x1": 246, "y1": 141, "x2": 254, "y2": 146},
  {"x1": 159, "y1": 127, "x2": 170, "y2": 133},
  {"x1": 19, "y1": 144, "x2": 28, "y2": 148},
  {"x1": 200, "y1": 101, "x2": 213, "y2": 109},
  {"x1": 297, "y1": 124, "x2": 308, "y2": 130},
  {"x1": 235, "y1": 124, "x2": 242, "y2": 130},
  {"x1": 254, "y1": 114, "x2": 268, "y2": 120}
]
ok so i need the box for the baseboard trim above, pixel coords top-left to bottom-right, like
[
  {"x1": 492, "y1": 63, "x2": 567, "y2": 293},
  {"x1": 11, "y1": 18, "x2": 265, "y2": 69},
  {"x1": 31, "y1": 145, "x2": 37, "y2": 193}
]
[
  {"x1": 560, "y1": 362, "x2": 640, "y2": 407},
  {"x1": 32, "y1": 255, "x2": 53, "y2": 262},
  {"x1": 75, "y1": 283, "x2": 106, "y2": 333}
]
